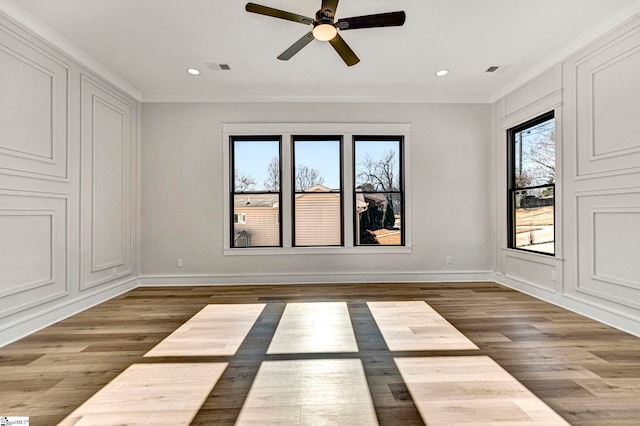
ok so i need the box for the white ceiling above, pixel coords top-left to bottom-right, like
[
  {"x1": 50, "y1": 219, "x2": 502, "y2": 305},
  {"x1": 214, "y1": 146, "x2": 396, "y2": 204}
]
[{"x1": 5, "y1": 0, "x2": 640, "y2": 103}]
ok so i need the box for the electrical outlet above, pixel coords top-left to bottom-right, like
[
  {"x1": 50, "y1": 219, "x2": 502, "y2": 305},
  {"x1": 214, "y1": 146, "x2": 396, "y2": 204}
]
[
  {"x1": 550, "y1": 270, "x2": 556, "y2": 281},
  {"x1": 112, "y1": 267, "x2": 117, "y2": 276},
  {"x1": 446, "y1": 256, "x2": 452, "y2": 264},
  {"x1": 177, "y1": 259, "x2": 183, "y2": 268}
]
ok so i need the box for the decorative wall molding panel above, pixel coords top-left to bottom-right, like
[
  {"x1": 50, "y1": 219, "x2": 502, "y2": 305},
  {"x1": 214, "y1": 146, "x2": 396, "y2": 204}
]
[
  {"x1": 80, "y1": 75, "x2": 134, "y2": 290},
  {"x1": 0, "y1": 21, "x2": 69, "y2": 181},
  {"x1": 0, "y1": 210, "x2": 54, "y2": 293},
  {"x1": 576, "y1": 191, "x2": 640, "y2": 309},
  {"x1": 572, "y1": 23, "x2": 640, "y2": 178},
  {"x1": 0, "y1": 190, "x2": 68, "y2": 318}
]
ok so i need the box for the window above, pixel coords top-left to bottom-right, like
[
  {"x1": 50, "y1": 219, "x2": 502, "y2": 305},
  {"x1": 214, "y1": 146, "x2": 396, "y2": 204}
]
[
  {"x1": 292, "y1": 136, "x2": 343, "y2": 246},
  {"x1": 354, "y1": 136, "x2": 404, "y2": 246},
  {"x1": 224, "y1": 123, "x2": 410, "y2": 253},
  {"x1": 230, "y1": 137, "x2": 281, "y2": 248},
  {"x1": 507, "y1": 111, "x2": 555, "y2": 255}
]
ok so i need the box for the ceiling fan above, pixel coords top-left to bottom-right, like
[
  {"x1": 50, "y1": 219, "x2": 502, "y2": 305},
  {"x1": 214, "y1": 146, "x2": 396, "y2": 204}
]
[{"x1": 245, "y1": 0, "x2": 406, "y2": 66}]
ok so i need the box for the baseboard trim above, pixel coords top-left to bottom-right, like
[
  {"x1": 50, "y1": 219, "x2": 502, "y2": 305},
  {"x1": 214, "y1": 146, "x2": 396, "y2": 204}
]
[
  {"x1": 495, "y1": 275, "x2": 640, "y2": 338},
  {"x1": 3, "y1": 272, "x2": 638, "y2": 347},
  {"x1": 138, "y1": 271, "x2": 496, "y2": 286},
  {"x1": 0, "y1": 277, "x2": 138, "y2": 348}
]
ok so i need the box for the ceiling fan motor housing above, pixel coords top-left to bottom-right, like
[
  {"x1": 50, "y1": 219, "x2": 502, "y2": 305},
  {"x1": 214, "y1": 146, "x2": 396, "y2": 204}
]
[{"x1": 315, "y1": 8, "x2": 335, "y2": 25}]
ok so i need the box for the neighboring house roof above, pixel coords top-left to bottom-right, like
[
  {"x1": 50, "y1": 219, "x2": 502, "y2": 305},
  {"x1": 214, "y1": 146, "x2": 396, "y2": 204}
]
[
  {"x1": 295, "y1": 185, "x2": 340, "y2": 200},
  {"x1": 364, "y1": 193, "x2": 387, "y2": 204},
  {"x1": 355, "y1": 191, "x2": 387, "y2": 206},
  {"x1": 233, "y1": 194, "x2": 279, "y2": 208},
  {"x1": 355, "y1": 185, "x2": 389, "y2": 204},
  {"x1": 355, "y1": 193, "x2": 387, "y2": 213},
  {"x1": 301, "y1": 184, "x2": 335, "y2": 192},
  {"x1": 234, "y1": 186, "x2": 384, "y2": 212}
]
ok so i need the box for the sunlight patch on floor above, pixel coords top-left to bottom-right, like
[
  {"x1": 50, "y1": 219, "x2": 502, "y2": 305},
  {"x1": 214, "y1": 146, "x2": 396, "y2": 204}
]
[
  {"x1": 236, "y1": 359, "x2": 378, "y2": 425},
  {"x1": 58, "y1": 363, "x2": 227, "y2": 425},
  {"x1": 395, "y1": 356, "x2": 570, "y2": 425},
  {"x1": 144, "y1": 303, "x2": 265, "y2": 357},
  {"x1": 368, "y1": 301, "x2": 479, "y2": 351},
  {"x1": 267, "y1": 302, "x2": 358, "y2": 354}
]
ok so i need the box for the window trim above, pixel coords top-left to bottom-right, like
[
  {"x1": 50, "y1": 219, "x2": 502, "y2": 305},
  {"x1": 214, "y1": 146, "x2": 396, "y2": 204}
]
[
  {"x1": 222, "y1": 123, "x2": 412, "y2": 255},
  {"x1": 506, "y1": 111, "x2": 555, "y2": 256}
]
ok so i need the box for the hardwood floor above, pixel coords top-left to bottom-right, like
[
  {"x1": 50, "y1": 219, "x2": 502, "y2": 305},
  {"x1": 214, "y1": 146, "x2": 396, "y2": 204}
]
[{"x1": 1, "y1": 282, "x2": 640, "y2": 425}]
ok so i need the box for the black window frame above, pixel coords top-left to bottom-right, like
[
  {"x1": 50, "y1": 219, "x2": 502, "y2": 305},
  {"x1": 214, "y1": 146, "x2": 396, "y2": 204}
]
[
  {"x1": 353, "y1": 135, "x2": 405, "y2": 247},
  {"x1": 291, "y1": 135, "x2": 344, "y2": 247},
  {"x1": 507, "y1": 111, "x2": 555, "y2": 256},
  {"x1": 230, "y1": 135, "x2": 283, "y2": 248}
]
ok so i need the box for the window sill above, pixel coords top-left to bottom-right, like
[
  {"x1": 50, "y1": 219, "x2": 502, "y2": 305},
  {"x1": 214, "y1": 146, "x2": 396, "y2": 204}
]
[
  {"x1": 502, "y1": 247, "x2": 560, "y2": 264},
  {"x1": 224, "y1": 246, "x2": 412, "y2": 256}
]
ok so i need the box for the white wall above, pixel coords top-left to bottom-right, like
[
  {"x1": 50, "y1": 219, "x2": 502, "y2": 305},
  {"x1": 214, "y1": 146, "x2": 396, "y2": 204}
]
[
  {"x1": 140, "y1": 102, "x2": 493, "y2": 284},
  {"x1": 3, "y1": 1, "x2": 638, "y2": 347},
  {"x1": 0, "y1": 12, "x2": 140, "y2": 346},
  {"x1": 495, "y1": 15, "x2": 640, "y2": 336}
]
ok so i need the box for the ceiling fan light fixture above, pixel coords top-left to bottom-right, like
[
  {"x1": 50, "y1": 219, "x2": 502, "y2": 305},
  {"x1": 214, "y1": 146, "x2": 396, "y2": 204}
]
[{"x1": 313, "y1": 23, "x2": 337, "y2": 41}]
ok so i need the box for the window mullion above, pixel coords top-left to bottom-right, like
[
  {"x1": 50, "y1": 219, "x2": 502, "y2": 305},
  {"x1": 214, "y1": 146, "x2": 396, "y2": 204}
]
[
  {"x1": 343, "y1": 134, "x2": 355, "y2": 247},
  {"x1": 281, "y1": 133, "x2": 293, "y2": 248}
]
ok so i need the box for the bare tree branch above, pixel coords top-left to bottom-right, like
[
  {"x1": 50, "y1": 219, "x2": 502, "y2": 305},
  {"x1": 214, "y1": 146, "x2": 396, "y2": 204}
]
[
  {"x1": 295, "y1": 165, "x2": 324, "y2": 191},
  {"x1": 356, "y1": 150, "x2": 398, "y2": 191},
  {"x1": 234, "y1": 171, "x2": 256, "y2": 192},
  {"x1": 527, "y1": 130, "x2": 555, "y2": 184},
  {"x1": 264, "y1": 156, "x2": 280, "y2": 191}
]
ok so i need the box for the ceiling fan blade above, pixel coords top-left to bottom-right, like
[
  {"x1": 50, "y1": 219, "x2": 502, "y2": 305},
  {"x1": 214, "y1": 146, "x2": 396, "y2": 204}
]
[
  {"x1": 328, "y1": 33, "x2": 360, "y2": 66},
  {"x1": 321, "y1": 0, "x2": 339, "y2": 14},
  {"x1": 246, "y1": 3, "x2": 314, "y2": 25},
  {"x1": 336, "y1": 11, "x2": 406, "y2": 30},
  {"x1": 278, "y1": 32, "x2": 315, "y2": 60}
]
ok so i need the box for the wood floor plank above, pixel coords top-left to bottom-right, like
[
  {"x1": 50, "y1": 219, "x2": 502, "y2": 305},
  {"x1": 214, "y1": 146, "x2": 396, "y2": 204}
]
[{"x1": 1, "y1": 282, "x2": 640, "y2": 425}]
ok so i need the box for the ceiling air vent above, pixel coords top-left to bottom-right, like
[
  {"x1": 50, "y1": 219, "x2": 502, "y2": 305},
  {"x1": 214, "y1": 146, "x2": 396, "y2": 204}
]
[
  {"x1": 207, "y1": 62, "x2": 231, "y2": 71},
  {"x1": 485, "y1": 65, "x2": 512, "y2": 74}
]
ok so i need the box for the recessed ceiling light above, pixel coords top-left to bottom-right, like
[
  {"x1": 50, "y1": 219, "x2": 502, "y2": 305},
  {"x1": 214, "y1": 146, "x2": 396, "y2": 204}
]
[
  {"x1": 435, "y1": 69, "x2": 449, "y2": 77},
  {"x1": 186, "y1": 68, "x2": 201, "y2": 75}
]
